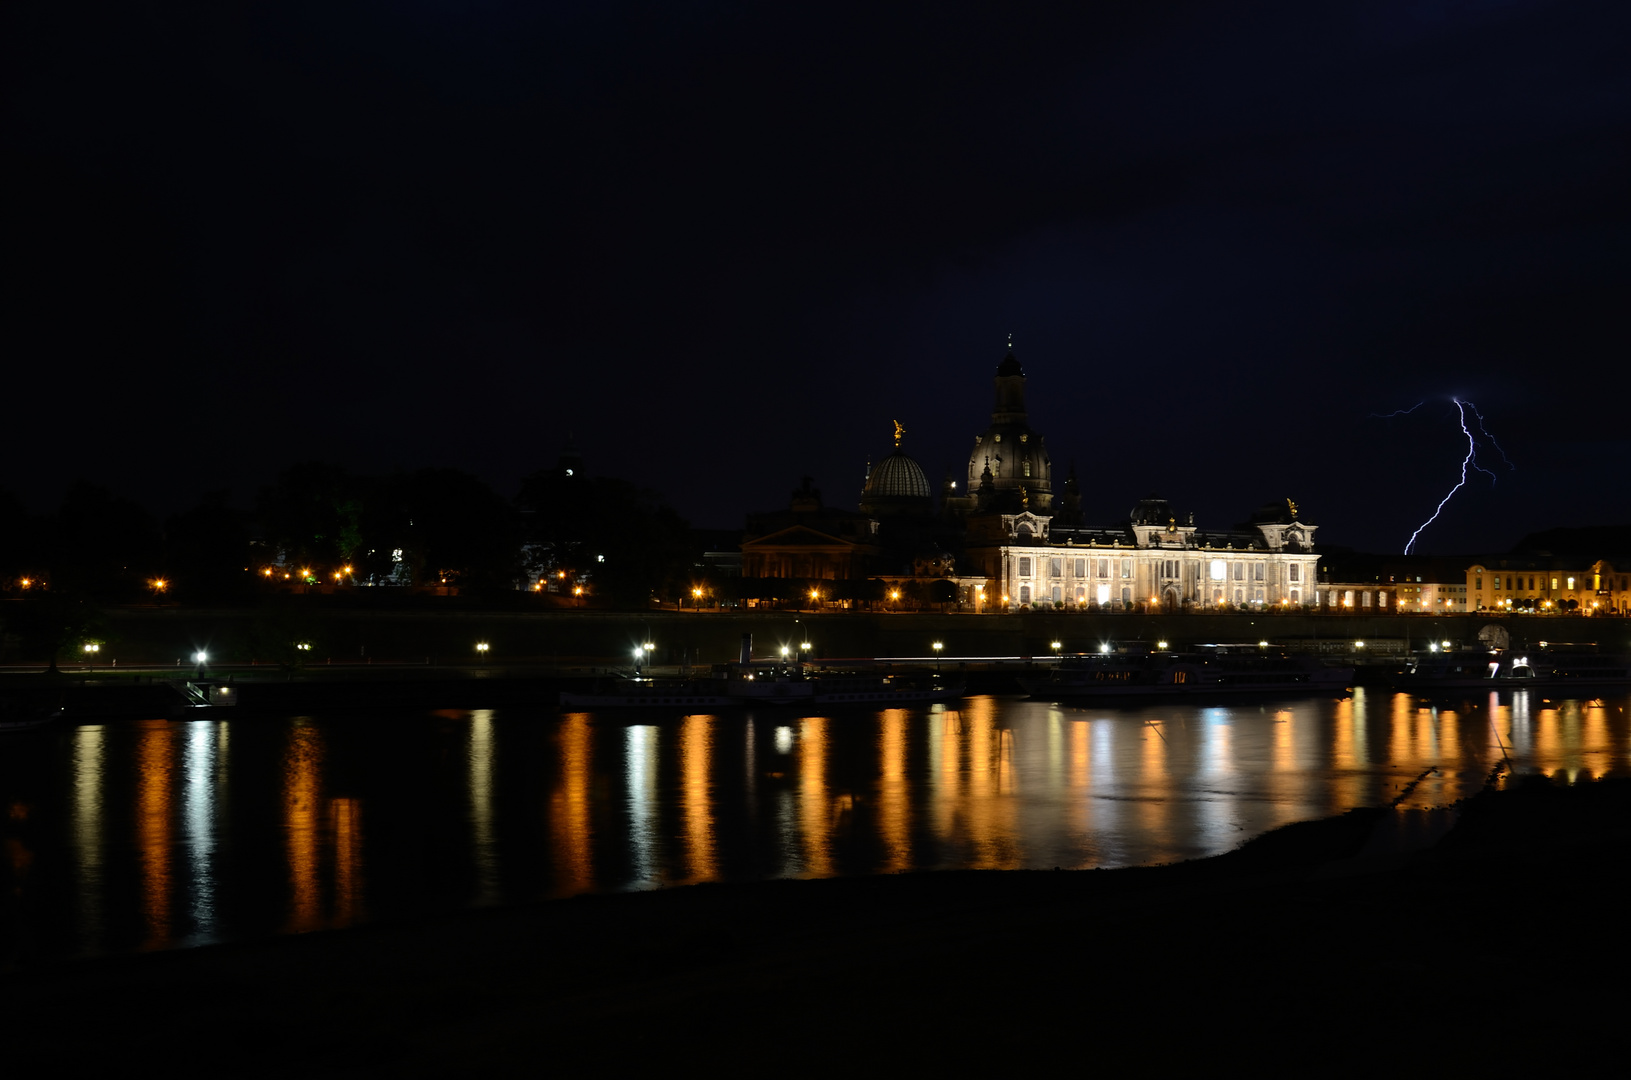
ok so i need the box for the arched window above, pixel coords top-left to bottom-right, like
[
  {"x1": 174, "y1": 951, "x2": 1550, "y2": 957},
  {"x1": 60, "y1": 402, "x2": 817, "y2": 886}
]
[{"x1": 1019, "y1": 585, "x2": 1031, "y2": 604}]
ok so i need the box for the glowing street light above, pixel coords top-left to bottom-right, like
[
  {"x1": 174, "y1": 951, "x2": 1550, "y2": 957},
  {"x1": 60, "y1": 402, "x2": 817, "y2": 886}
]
[
  {"x1": 932, "y1": 640, "x2": 943, "y2": 672},
  {"x1": 475, "y1": 642, "x2": 490, "y2": 655}
]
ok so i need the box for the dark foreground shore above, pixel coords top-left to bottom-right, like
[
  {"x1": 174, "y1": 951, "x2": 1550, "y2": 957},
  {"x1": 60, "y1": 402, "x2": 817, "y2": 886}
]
[{"x1": 7, "y1": 776, "x2": 1631, "y2": 1075}]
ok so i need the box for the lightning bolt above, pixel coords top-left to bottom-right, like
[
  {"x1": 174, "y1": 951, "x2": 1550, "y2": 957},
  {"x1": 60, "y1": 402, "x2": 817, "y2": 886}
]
[
  {"x1": 1369, "y1": 401, "x2": 1424, "y2": 419},
  {"x1": 1466, "y1": 401, "x2": 1515, "y2": 475},
  {"x1": 1403, "y1": 398, "x2": 1509, "y2": 554}
]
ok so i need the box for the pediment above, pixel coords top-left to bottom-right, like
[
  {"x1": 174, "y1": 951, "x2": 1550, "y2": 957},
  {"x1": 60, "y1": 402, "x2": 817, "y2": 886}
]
[{"x1": 743, "y1": 524, "x2": 858, "y2": 549}]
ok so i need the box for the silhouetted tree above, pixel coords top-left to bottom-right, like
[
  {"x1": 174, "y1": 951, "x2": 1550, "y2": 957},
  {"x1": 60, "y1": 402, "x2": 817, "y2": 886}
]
[
  {"x1": 257, "y1": 462, "x2": 363, "y2": 571},
  {"x1": 164, "y1": 490, "x2": 253, "y2": 603},
  {"x1": 378, "y1": 468, "x2": 520, "y2": 593},
  {"x1": 517, "y1": 469, "x2": 692, "y2": 606},
  {"x1": 46, "y1": 482, "x2": 159, "y2": 600}
]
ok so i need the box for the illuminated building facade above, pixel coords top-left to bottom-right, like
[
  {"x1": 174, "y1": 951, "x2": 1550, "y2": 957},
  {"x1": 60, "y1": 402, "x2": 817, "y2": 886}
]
[
  {"x1": 950, "y1": 346, "x2": 1320, "y2": 610},
  {"x1": 1467, "y1": 559, "x2": 1629, "y2": 614}
]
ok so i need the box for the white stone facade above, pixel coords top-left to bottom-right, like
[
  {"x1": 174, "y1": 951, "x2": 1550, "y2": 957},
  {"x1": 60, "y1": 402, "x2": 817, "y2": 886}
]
[{"x1": 975, "y1": 511, "x2": 1320, "y2": 611}]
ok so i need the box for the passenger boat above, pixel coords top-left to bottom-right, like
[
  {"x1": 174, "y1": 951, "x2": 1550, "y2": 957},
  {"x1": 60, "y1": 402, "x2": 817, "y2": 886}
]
[
  {"x1": 1021, "y1": 643, "x2": 1353, "y2": 700},
  {"x1": 1392, "y1": 643, "x2": 1631, "y2": 691}
]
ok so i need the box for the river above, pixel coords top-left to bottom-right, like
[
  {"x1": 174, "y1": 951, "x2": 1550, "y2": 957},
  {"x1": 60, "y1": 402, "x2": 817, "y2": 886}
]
[{"x1": 3, "y1": 686, "x2": 1628, "y2": 964}]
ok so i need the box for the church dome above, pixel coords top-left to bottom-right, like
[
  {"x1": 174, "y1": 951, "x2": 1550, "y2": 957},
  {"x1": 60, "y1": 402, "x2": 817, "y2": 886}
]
[
  {"x1": 864, "y1": 450, "x2": 932, "y2": 500},
  {"x1": 1130, "y1": 494, "x2": 1175, "y2": 526}
]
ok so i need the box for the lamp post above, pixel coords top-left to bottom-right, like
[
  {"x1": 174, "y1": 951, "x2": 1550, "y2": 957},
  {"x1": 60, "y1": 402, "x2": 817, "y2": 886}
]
[
  {"x1": 932, "y1": 640, "x2": 943, "y2": 672},
  {"x1": 83, "y1": 642, "x2": 99, "y2": 673}
]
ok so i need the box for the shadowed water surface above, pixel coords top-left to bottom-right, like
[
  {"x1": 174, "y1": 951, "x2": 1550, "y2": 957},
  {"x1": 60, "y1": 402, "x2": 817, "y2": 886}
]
[{"x1": 3, "y1": 688, "x2": 1628, "y2": 963}]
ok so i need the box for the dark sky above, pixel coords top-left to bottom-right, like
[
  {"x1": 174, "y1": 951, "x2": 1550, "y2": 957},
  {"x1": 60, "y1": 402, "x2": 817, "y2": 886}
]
[{"x1": 7, "y1": 1, "x2": 1628, "y2": 553}]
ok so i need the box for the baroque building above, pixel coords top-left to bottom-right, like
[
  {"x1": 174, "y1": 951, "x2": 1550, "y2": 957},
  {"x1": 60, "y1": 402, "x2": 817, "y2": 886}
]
[{"x1": 952, "y1": 344, "x2": 1321, "y2": 610}]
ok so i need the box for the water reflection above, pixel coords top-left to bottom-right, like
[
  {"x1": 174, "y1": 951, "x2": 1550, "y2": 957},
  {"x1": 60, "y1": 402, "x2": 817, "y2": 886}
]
[
  {"x1": 182, "y1": 722, "x2": 222, "y2": 937},
  {"x1": 469, "y1": 709, "x2": 497, "y2": 905},
  {"x1": 625, "y1": 725, "x2": 659, "y2": 887},
  {"x1": 551, "y1": 714, "x2": 594, "y2": 895},
  {"x1": 10, "y1": 688, "x2": 1631, "y2": 964},
  {"x1": 679, "y1": 714, "x2": 716, "y2": 882},
  {"x1": 798, "y1": 716, "x2": 831, "y2": 877},
  {"x1": 136, "y1": 721, "x2": 174, "y2": 948},
  {"x1": 71, "y1": 726, "x2": 105, "y2": 956},
  {"x1": 285, "y1": 723, "x2": 323, "y2": 932}
]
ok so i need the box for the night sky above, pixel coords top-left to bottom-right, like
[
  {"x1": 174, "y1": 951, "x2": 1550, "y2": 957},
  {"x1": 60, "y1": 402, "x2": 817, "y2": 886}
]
[{"x1": 7, "y1": 2, "x2": 1628, "y2": 554}]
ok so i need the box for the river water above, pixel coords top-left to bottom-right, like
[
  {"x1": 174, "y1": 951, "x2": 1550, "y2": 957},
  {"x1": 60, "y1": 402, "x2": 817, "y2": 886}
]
[{"x1": 3, "y1": 687, "x2": 1629, "y2": 964}]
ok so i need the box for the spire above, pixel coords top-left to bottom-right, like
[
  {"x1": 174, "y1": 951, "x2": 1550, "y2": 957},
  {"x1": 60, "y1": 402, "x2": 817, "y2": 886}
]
[{"x1": 992, "y1": 337, "x2": 1026, "y2": 421}]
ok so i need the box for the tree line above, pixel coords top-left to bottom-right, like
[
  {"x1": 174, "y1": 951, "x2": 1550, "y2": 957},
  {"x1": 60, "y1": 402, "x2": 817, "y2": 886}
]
[{"x1": 0, "y1": 463, "x2": 696, "y2": 608}]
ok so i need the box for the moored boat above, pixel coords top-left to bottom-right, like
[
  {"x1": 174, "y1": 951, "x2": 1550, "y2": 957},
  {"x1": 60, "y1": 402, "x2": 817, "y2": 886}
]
[
  {"x1": 1392, "y1": 643, "x2": 1631, "y2": 691},
  {"x1": 1022, "y1": 643, "x2": 1352, "y2": 700}
]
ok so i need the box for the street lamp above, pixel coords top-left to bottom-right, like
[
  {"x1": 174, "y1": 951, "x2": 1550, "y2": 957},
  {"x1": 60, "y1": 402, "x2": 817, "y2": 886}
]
[
  {"x1": 932, "y1": 640, "x2": 943, "y2": 672},
  {"x1": 476, "y1": 641, "x2": 490, "y2": 655},
  {"x1": 1050, "y1": 640, "x2": 1062, "y2": 658}
]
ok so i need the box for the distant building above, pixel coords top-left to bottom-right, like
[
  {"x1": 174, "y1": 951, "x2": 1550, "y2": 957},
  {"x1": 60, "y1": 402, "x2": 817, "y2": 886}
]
[
  {"x1": 739, "y1": 477, "x2": 879, "y2": 583},
  {"x1": 1467, "y1": 559, "x2": 1629, "y2": 614},
  {"x1": 948, "y1": 345, "x2": 1320, "y2": 610}
]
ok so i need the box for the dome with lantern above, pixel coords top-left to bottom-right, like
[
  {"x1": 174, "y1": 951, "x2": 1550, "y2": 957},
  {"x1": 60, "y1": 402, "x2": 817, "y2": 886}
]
[
  {"x1": 861, "y1": 421, "x2": 933, "y2": 518},
  {"x1": 963, "y1": 341, "x2": 1051, "y2": 512}
]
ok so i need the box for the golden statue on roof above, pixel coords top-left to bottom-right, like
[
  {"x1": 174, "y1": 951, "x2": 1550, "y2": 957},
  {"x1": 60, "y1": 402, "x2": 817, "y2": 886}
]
[
  {"x1": 1287, "y1": 498, "x2": 1298, "y2": 520},
  {"x1": 893, "y1": 419, "x2": 905, "y2": 447}
]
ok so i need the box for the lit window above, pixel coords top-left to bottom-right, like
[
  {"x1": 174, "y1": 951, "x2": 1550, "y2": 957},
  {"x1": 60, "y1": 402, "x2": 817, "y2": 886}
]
[
  {"x1": 1567, "y1": 577, "x2": 1575, "y2": 590},
  {"x1": 1210, "y1": 560, "x2": 1226, "y2": 582}
]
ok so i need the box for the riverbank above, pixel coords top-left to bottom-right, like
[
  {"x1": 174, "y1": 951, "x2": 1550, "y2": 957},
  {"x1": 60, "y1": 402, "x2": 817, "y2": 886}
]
[
  {"x1": 5, "y1": 774, "x2": 1628, "y2": 1073},
  {"x1": 7, "y1": 600, "x2": 1624, "y2": 671}
]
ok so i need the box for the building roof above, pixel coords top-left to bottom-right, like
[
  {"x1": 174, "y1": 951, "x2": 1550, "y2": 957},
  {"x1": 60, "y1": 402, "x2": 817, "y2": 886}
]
[
  {"x1": 995, "y1": 344, "x2": 1024, "y2": 378},
  {"x1": 863, "y1": 450, "x2": 932, "y2": 501}
]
